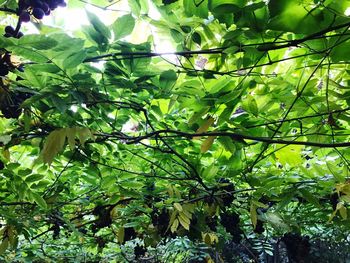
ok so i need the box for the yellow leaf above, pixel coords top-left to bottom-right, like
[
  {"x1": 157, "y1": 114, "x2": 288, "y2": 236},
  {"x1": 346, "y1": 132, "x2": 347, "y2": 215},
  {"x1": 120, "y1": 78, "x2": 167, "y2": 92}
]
[
  {"x1": 0, "y1": 238, "x2": 8, "y2": 255},
  {"x1": 201, "y1": 136, "x2": 216, "y2": 153},
  {"x1": 171, "y1": 218, "x2": 179, "y2": 233},
  {"x1": 188, "y1": 107, "x2": 210, "y2": 125},
  {"x1": 335, "y1": 183, "x2": 343, "y2": 193},
  {"x1": 329, "y1": 202, "x2": 347, "y2": 222},
  {"x1": 166, "y1": 210, "x2": 177, "y2": 232},
  {"x1": 167, "y1": 186, "x2": 174, "y2": 198},
  {"x1": 252, "y1": 200, "x2": 269, "y2": 209},
  {"x1": 202, "y1": 232, "x2": 218, "y2": 245},
  {"x1": 194, "y1": 116, "x2": 215, "y2": 139},
  {"x1": 340, "y1": 195, "x2": 350, "y2": 202},
  {"x1": 118, "y1": 227, "x2": 124, "y2": 244},
  {"x1": 210, "y1": 233, "x2": 218, "y2": 244},
  {"x1": 174, "y1": 187, "x2": 181, "y2": 199},
  {"x1": 179, "y1": 212, "x2": 190, "y2": 224},
  {"x1": 66, "y1": 127, "x2": 76, "y2": 150},
  {"x1": 76, "y1": 127, "x2": 95, "y2": 145},
  {"x1": 110, "y1": 206, "x2": 118, "y2": 219},
  {"x1": 338, "y1": 182, "x2": 350, "y2": 195},
  {"x1": 183, "y1": 203, "x2": 195, "y2": 213},
  {"x1": 178, "y1": 216, "x2": 190, "y2": 230},
  {"x1": 23, "y1": 110, "x2": 31, "y2": 132},
  {"x1": 203, "y1": 233, "x2": 211, "y2": 245},
  {"x1": 7, "y1": 226, "x2": 16, "y2": 247},
  {"x1": 178, "y1": 212, "x2": 191, "y2": 230},
  {"x1": 339, "y1": 204, "x2": 347, "y2": 220},
  {"x1": 174, "y1": 202, "x2": 183, "y2": 212},
  {"x1": 41, "y1": 129, "x2": 67, "y2": 164},
  {"x1": 250, "y1": 203, "x2": 257, "y2": 229},
  {"x1": 328, "y1": 210, "x2": 337, "y2": 222},
  {"x1": 2, "y1": 148, "x2": 10, "y2": 160},
  {"x1": 0, "y1": 135, "x2": 11, "y2": 145},
  {"x1": 181, "y1": 208, "x2": 192, "y2": 219},
  {"x1": 265, "y1": 212, "x2": 288, "y2": 230}
]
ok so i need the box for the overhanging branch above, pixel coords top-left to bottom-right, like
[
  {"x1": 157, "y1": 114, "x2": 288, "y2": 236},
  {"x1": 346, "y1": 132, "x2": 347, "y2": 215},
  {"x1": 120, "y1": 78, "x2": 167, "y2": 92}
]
[
  {"x1": 102, "y1": 130, "x2": 350, "y2": 148},
  {"x1": 83, "y1": 21, "x2": 350, "y2": 63}
]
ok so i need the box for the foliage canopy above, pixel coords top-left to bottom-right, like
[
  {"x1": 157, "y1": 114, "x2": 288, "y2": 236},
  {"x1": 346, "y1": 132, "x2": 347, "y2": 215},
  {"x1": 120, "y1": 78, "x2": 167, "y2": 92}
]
[{"x1": 1, "y1": 0, "x2": 350, "y2": 261}]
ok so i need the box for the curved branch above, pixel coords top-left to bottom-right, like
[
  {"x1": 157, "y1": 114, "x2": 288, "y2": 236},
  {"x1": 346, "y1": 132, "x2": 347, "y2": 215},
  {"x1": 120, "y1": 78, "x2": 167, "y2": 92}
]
[
  {"x1": 101, "y1": 129, "x2": 350, "y2": 148},
  {"x1": 257, "y1": 21, "x2": 350, "y2": 51},
  {"x1": 83, "y1": 21, "x2": 350, "y2": 63}
]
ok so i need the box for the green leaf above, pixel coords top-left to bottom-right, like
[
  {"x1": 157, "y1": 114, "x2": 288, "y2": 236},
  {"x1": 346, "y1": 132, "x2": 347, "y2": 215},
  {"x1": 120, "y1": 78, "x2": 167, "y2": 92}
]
[
  {"x1": 183, "y1": 0, "x2": 209, "y2": 18},
  {"x1": 122, "y1": 181, "x2": 144, "y2": 188},
  {"x1": 62, "y1": 50, "x2": 87, "y2": 69},
  {"x1": 112, "y1": 14, "x2": 135, "y2": 40},
  {"x1": 208, "y1": 76, "x2": 231, "y2": 94},
  {"x1": 170, "y1": 29, "x2": 183, "y2": 43},
  {"x1": 31, "y1": 192, "x2": 48, "y2": 209},
  {"x1": 330, "y1": 40, "x2": 350, "y2": 63},
  {"x1": 0, "y1": 35, "x2": 14, "y2": 48},
  {"x1": 275, "y1": 145, "x2": 304, "y2": 166},
  {"x1": 128, "y1": 0, "x2": 141, "y2": 16},
  {"x1": 51, "y1": 95, "x2": 68, "y2": 113},
  {"x1": 299, "y1": 189, "x2": 321, "y2": 208},
  {"x1": 192, "y1": 32, "x2": 201, "y2": 45},
  {"x1": 30, "y1": 180, "x2": 51, "y2": 190},
  {"x1": 101, "y1": 176, "x2": 116, "y2": 189},
  {"x1": 267, "y1": 0, "x2": 332, "y2": 33},
  {"x1": 86, "y1": 11, "x2": 111, "y2": 39},
  {"x1": 25, "y1": 174, "x2": 44, "y2": 183},
  {"x1": 18, "y1": 168, "x2": 32, "y2": 176},
  {"x1": 8, "y1": 46, "x2": 48, "y2": 63},
  {"x1": 83, "y1": 26, "x2": 108, "y2": 50},
  {"x1": 209, "y1": 0, "x2": 247, "y2": 13},
  {"x1": 218, "y1": 136, "x2": 236, "y2": 153},
  {"x1": 23, "y1": 66, "x2": 46, "y2": 88},
  {"x1": 242, "y1": 94, "x2": 259, "y2": 116},
  {"x1": 18, "y1": 34, "x2": 57, "y2": 50},
  {"x1": 160, "y1": 70, "x2": 177, "y2": 90},
  {"x1": 26, "y1": 64, "x2": 61, "y2": 74},
  {"x1": 52, "y1": 34, "x2": 85, "y2": 53}
]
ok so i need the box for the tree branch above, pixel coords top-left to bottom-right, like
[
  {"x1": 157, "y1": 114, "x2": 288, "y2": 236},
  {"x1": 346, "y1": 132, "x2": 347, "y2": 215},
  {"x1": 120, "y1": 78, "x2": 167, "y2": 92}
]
[
  {"x1": 257, "y1": 21, "x2": 350, "y2": 51},
  {"x1": 101, "y1": 130, "x2": 350, "y2": 148},
  {"x1": 0, "y1": 7, "x2": 17, "y2": 14},
  {"x1": 83, "y1": 22, "x2": 350, "y2": 63}
]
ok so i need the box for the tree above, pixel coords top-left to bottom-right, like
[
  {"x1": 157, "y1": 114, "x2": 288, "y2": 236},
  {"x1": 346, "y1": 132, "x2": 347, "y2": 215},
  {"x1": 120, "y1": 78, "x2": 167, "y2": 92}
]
[{"x1": 0, "y1": 0, "x2": 350, "y2": 261}]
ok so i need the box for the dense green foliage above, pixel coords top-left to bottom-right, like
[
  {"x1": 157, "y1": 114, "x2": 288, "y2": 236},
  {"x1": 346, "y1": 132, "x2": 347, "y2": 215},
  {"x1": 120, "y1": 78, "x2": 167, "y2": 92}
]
[{"x1": 1, "y1": 0, "x2": 350, "y2": 261}]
